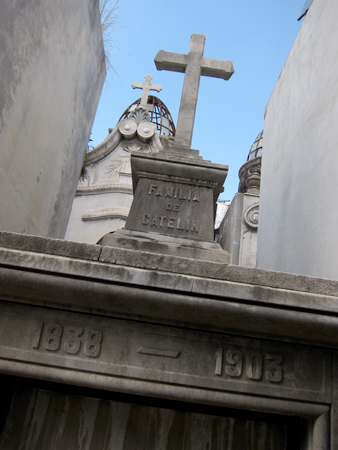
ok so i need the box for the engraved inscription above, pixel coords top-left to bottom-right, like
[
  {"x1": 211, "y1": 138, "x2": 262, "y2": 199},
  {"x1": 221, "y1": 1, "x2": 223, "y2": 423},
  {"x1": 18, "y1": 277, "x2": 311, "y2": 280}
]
[
  {"x1": 138, "y1": 182, "x2": 202, "y2": 234},
  {"x1": 215, "y1": 347, "x2": 283, "y2": 383},
  {"x1": 137, "y1": 347, "x2": 180, "y2": 358},
  {"x1": 43, "y1": 323, "x2": 63, "y2": 351},
  {"x1": 0, "y1": 300, "x2": 328, "y2": 401},
  {"x1": 148, "y1": 184, "x2": 200, "y2": 202},
  {"x1": 265, "y1": 354, "x2": 283, "y2": 383},
  {"x1": 141, "y1": 214, "x2": 200, "y2": 232},
  {"x1": 165, "y1": 203, "x2": 179, "y2": 211},
  {"x1": 32, "y1": 322, "x2": 103, "y2": 358}
]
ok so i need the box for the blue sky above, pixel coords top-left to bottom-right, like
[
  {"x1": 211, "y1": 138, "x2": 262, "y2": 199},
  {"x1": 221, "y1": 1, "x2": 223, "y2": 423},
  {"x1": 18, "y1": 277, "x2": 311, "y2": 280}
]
[{"x1": 91, "y1": 0, "x2": 306, "y2": 201}]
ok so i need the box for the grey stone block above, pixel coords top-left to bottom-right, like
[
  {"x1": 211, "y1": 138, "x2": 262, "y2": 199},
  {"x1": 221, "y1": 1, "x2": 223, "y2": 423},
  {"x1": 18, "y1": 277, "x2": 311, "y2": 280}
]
[
  {"x1": 0, "y1": 231, "x2": 102, "y2": 261},
  {"x1": 101, "y1": 229, "x2": 231, "y2": 263}
]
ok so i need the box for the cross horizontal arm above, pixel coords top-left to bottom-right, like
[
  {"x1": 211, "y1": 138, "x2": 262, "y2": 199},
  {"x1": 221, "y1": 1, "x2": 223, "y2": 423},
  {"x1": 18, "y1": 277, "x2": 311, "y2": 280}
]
[
  {"x1": 154, "y1": 50, "x2": 188, "y2": 73},
  {"x1": 155, "y1": 52, "x2": 234, "y2": 81},
  {"x1": 131, "y1": 81, "x2": 162, "y2": 92},
  {"x1": 201, "y1": 58, "x2": 234, "y2": 80},
  {"x1": 150, "y1": 84, "x2": 162, "y2": 92},
  {"x1": 131, "y1": 81, "x2": 143, "y2": 89}
]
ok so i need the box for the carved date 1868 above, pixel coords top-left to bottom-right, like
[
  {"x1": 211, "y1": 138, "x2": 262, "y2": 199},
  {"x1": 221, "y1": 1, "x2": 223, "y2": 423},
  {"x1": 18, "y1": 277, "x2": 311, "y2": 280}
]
[
  {"x1": 32, "y1": 322, "x2": 103, "y2": 358},
  {"x1": 215, "y1": 347, "x2": 283, "y2": 383}
]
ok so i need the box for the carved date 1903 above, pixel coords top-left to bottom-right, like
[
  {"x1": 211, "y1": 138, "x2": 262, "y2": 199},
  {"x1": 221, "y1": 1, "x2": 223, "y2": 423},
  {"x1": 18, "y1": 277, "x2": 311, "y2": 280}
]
[
  {"x1": 32, "y1": 322, "x2": 103, "y2": 358},
  {"x1": 215, "y1": 348, "x2": 283, "y2": 383}
]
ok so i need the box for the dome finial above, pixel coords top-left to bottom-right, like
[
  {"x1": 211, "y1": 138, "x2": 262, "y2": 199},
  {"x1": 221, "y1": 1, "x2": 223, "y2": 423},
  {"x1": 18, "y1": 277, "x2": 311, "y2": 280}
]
[{"x1": 131, "y1": 74, "x2": 162, "y2": 107}]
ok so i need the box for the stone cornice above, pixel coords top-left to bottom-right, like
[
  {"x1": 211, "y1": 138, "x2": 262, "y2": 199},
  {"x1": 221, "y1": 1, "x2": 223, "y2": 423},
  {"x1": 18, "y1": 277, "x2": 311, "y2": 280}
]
[
  {"x1": 76, "y1": 184, "x2": 133, "y2": 196},
  {"x1": 82, "y1": 207, "x2": 130, "y2": 221},
  {"x1": 1, "y1": 231, "x2": 338, "y2": 348},
  {"x1": 85, "y1": 126, "x2": 122, "y2": 165}
]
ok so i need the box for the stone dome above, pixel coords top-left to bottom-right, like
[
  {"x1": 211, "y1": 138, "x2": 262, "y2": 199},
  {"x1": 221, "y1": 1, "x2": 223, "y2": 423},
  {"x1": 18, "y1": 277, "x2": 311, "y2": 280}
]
[
  {"x1": 238, "y1": 130, "x2": 263, "y2": 194},
  {"x1": 119, "y1": 96, "x2": 175, "y2": 137},
  {"x1": 247, "y1": 130, "x2": 263, "y2": 161}
]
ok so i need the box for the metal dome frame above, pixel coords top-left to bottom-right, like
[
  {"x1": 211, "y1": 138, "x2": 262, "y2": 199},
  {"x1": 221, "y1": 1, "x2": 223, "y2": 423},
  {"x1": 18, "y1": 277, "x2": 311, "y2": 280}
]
[{"x1": 118, "y1": 96, "x2": 176, "y2": 137}]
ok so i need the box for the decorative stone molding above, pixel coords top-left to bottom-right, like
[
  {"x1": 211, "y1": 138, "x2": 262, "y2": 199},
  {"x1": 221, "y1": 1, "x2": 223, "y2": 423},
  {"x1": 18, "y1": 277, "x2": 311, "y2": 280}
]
[
  {"x1": 119, "y1": 106, "x2": 157, "y2": 146},
  {"x1": 76, "y1": 184, "x2": 133, "y2": 196},
  {"x1": 137, "y1": 171, "x2": 219, "y2": 190},
  {"x1": 118, "y1": 118, "x2": 137, "y2": 140},
  {"x1": 105, "y1": 145, "x2": 136, "y2": 179},
  {"x1": 84, "y1": 106, "x2": 162, "y2": 169},
  {"x1": 129, "y1": 107, "x2": 150, "y2": 125},
  {"x1": 137, "y1": 121, "x2": 156, "y2": 143},
  {"x1": 85, "y1": 127, "x2": 122, "y2": 165},
  {"x1": 82, "y1": 207, "x2": 130, "y2": 221},
  {"x1": 159, "y1": 135, "x2": 175, "y2": 147},
  {"x1": 244, "y1": 203, "x2": 259, "y2": 229},
  {"x1": 238, "y1": 157, "x2": 262, "y2": 194}
]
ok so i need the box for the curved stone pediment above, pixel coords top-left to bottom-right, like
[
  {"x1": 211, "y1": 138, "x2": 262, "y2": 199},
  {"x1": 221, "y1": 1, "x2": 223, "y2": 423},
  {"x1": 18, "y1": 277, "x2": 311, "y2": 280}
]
[{"x1": 85, "y1": 106, "x2": 163, "y2": 166}]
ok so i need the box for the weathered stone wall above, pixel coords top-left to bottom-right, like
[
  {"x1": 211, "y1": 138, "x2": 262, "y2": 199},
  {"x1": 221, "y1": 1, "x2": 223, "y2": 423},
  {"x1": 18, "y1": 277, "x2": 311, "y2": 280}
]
[
  {"x1": 0, "y1": 0, "x2": 106, "y2": 238},
  {"x1": 0, "y1": 230, "x2": 334, "y2": 447},
  {"x1": 257, "y1": 0, "x2": 338, "y2": 279}
]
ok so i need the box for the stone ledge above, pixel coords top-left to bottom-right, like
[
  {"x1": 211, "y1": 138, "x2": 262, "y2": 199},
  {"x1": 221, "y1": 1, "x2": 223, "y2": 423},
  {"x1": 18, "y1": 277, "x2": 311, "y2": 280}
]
[
  {"x1": 1, "y1": 243, "x2": 337, "y2": 320},
  {"x1": 0, "y1": 231, "x2": 101, "y2": 262},
  {"x1": 102, "y1": 229, "x2": 230, "y2": 263},
  {"x1": 1, "y1": 230, "x2": 338, "y2": 298},
  {"x1": 2, "y1": 231, "x2": 338, "y2": 346},
  {"x1": 1, "y1": 255, "x2": 338, "y2": 347}
]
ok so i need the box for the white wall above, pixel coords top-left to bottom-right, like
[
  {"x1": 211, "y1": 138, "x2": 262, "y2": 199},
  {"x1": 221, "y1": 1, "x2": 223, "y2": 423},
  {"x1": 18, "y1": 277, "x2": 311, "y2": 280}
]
[
  {"x1": 218, "y1": 193, "x2": 259, "y2": 267},
  {"x1": 257, "y1": 0, "x2": 338, "y2": 279},
  {"x1": 66, "y1": 189, "x2": 133, "y2": 244},
  {"x1": 0, "y1": 0, "x2": 105, "y2": 238}
]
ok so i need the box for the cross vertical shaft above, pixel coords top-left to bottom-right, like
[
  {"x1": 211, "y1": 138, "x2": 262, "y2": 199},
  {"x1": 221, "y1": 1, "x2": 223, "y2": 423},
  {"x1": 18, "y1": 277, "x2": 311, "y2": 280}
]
[
  {"x1": 176, "y1": 34, "x2": 205, "y2": 147},
  {"x1": 155, "y1": 34, "x2": 234, "y2": 148}
]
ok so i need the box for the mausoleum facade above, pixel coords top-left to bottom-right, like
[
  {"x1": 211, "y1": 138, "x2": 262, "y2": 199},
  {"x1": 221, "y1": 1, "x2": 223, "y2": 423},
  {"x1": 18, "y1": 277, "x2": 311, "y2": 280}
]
[{"x1": 1, "y1": 4, "x2": 338, "y2": 447}]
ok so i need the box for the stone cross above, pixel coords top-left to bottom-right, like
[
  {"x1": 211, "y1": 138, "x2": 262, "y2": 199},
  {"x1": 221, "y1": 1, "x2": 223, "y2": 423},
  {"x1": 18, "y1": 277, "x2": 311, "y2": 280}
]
[
  {"x1": 154, "y1": 33, "x2": 234, "y2": 148},
  {"x1": 131, "y1": 74, "x2": 162, "y2": 107}
]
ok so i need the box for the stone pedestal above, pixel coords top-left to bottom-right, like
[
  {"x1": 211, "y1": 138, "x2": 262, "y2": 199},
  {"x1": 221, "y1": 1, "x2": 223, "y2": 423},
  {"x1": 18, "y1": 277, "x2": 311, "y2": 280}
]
[{"x1": 103, "y1": 146, "x2": 231, "y2": 263}]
